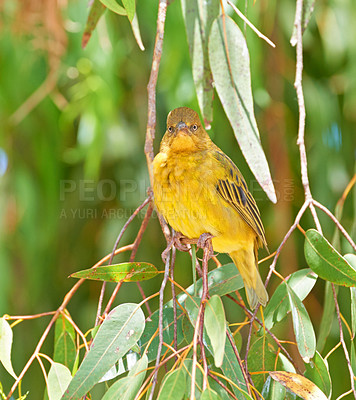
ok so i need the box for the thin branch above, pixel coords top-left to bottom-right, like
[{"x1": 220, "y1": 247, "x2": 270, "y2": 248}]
[
  {"x1": 145, "y1": 0, "x2": 169, "y2": 184},
  {"x1": 226, "y1": 294, "x2": 300, "y2": 373},
  {"x1": 148, "y1": 252, "x2": 171, "y2": 400},
  {"x1": 226, "y1": 0, "x2": 276, "y2": 48},
  {"x1": 95, "y1": 196, "x2": 151, "y2": 325},
  {"x1": 332, "y1": 283, "x2": 356, "y2": 398},
  {"x1": 207, "y1": 371, "x2": 239, "y2": 400},
  {"x1": 170, "y1": 246, "x2": 178, "y2": 357},
  {"x1": 265, "y1": 200, "x2": 309, "y2": 286},
  {"x1": 6, "y1": 244, "x2": 133, "y2": 399},
  {"x1": 226, "y1": 330, "x2": 251, "y2": 394},
  {"x1": 313, "y1": 200, "x2": 356, "y2": 252}
]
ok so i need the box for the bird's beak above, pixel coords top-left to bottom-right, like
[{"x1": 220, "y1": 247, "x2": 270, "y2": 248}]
[{"x1": 176, "y1": 121, "x2": 188, "y2": 132}]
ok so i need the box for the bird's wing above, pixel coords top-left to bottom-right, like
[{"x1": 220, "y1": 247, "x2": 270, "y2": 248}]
[{"x1": 213, "y1": 149, "x2": 268, "y2": 249}]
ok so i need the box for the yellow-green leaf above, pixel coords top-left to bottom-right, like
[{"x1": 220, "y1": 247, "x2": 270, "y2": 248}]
[{"x1": 71, "y1": 262, "x2": 158, "y2": 282}]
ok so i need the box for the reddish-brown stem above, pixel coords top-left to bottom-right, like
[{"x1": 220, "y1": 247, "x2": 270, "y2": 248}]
[
  {"x1": 313, "y1": 200, "x2": 356, "y2": 252},
  {"x1": 332, "y1": 283, "x2": 356, "y2": 397},
  {"x1": 226, "y1": 294, "x2": 299, "y2": 373},
  {"x1": 227, "y1": 330, "x2": 251, "y2": 394},
  {"x1": 6, "y1": 244, "x2": 133, "y2": 400},
  {"x1": 95, "y1": 196, "x2": 151, "y2": 325},
  {"x1": 207, "y1": 371, "x2": 239, "y2": 400},
  {"x1": 148, "y1": 252, "x2": 171, "y2": 400}
]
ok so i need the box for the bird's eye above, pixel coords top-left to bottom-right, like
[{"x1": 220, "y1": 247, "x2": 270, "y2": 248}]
[
  {"x1": 168, "y1": 126, "x2": 174, "y2": 133},
  {"x1": 191, "y1": 124, "x2": 198, "y2": 132}
]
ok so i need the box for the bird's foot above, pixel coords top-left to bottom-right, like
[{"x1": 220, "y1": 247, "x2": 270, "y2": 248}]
[
  {"x1": 173, "y1": 231, "x2": 191, "y2": 252},
  {"x1": 161, "y1": 238, "x2": 173, "y2": 263},
  {"x1": 197, "y1": 233, "x2": 214, "y2": 258}
]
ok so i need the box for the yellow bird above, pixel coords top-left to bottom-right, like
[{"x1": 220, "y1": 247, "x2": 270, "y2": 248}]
[{"x1": 153, "y1": 107, "x2": 268, "y2": 309}]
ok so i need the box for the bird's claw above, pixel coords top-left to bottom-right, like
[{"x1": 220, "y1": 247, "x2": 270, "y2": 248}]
[
  {"x1": 173, "y1": 231, "x2": 191, "y2": 252},
  {"x1": 197, "y1": 233, "x2": 214, "y2": 257},
  {"x1": 161, "y1": 238, "x2": 173, "y2": 263}
]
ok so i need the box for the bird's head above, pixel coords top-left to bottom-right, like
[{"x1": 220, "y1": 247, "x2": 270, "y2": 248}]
[{"x1": 160, "y1": 107, "x2": 211, "y2": 153}]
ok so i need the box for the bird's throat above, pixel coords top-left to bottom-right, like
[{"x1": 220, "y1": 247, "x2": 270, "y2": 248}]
[{"x1": 169, "y1": 133, "x2": 198, "y2": 153}]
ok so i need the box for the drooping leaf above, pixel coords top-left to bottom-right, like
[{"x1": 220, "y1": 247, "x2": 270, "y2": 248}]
[
  {"x1": 48, "y1": 363, "x2": 72, "y2": 400},
  {"x1": 99, "y1": 0, "x2": 127, "y2": 15},
  {"x1": 82, "y1": 0, "x2": 107, "y2": 48},
  {"x1": 204, "y1": 295, "x2": 226, "y2": 368},
  {"x1": 101, "y1": 354, "x2": 147, "y2": 400},
  {"x1": 157, "y1": 367, "x2": 187, "y2": 400},
  {"x1": 304, "y1": 229, "x2": 356, "y2": 286},
  {"x1": 264, "y1": 269, "x2": 317, "y2": 331},
  {"x1": 290, "y1": 0, "x2": 316, "y2": 46},
  {"x1": 62, "y1": 303, "x2": 145, "y2": 399},
  {"x1": 304, "y1": 351, "x2": 331, "y2": 397},
  {"x1": 122, "y1": 0, "x2": 135, "y2": 22},
  {"x1": 248, "y1": 334, "x2": 295, "y2": 393},
  {"x1": 181, "y1": 0, "x2": 219, "y2": 127},
  {"x1": 70, "y1": 262, "x2": 158, "y2": 282},
  {"x1": 209, "y1": 15, "x2": 276, "y2": 203},
  {"x1": 54, "y1": 314, "x2": 76, "y2": 372},
  {"x1": 0, "y1": 317, "x2": 17, "y2": 379},
  {"x1": 287, "y1": 285, "x2": 316, "y2": 363},
  {"x1": 317, "y1": 282, "x2": 336, "y2": 352},
  {"x1": 269, "y1": 371, "x2": 328, "y2": 400}
]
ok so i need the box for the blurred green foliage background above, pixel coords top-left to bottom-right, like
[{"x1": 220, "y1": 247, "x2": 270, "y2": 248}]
[{"x1": 0, "y1": 0, "x2": 355, "y2": 397}]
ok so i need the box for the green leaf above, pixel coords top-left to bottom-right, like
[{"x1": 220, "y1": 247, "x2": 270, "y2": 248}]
[
  {"x1": 204, "y1": 295, "x2": 226, "y2": 368},
  {"x1": 304, "y1": 351, "x2": 331, "y2": 397},
  {"x1": 122, "y1": 0, "x2": 135, "y2": 22},
  {"x1": 102, "y1": 354, "x2": 147, "y2": 400},
  {"x1": 208, "y1": 15, "x2": 276, "y2": 203},
  {"x1": 176, "y1": 263, "x2": 244, "y2": 304},
  {"x1": 54, "y1": 314, "x2": 76, "y2": 372},
  {"x1": 48, "y1": 363, "x2": 72, "y2": 400},
  {"x1": 0, "y1": 317, "x2": 17, "y2": 379},
  {"x1": 304, "y1": 229, "x2": 356, "y2": 286},
  {"x1": 82, "y1": 0, "x2": 107, "y2": 48},
  {"x1": 290, "y1": 0, "x2": 315, "y2": 46},
  {"x1": 248, "y1": 334, "x2": 295, "y2": 393},
  {"x1": 264, "y1": 269, "x2": 317, "y2": 331},
  {"x1": 317, "y1": 282, "x2": 336, "y2": 352},
  {"x1": 71, "y1": 262, "x2": 158, "y2": 282},
  {"x1": 287, "y1": 285, "x2": 316, "y2": 363},
  {"x1": 247, "y1": 335, "x2": 278, "y2": 391},
  {"x1": 62, "y1": 303, "x2": 145, "y2": 399},
  {"x1": 157, "y1": 367, "x2": 187, "y2": 400},
  {"x1": 99, "y1": 0, "x2": 127, "y2": 15},
  {"x1": 201, "y1": 388, "x2": 222, "y2": 400},
  {"x1": 181, "y1": 0, "x2": 219, "y2": 127}
]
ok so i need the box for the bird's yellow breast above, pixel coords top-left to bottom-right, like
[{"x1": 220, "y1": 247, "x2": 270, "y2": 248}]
[{"x1": 153, "y1": 149, "x2": 256, "y2": 254}]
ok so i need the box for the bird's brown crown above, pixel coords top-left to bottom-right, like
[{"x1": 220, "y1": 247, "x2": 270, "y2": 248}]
[
  {"x1": 167, "y1": 107, "x2": 199, "y2": 127},
  {"x1": 161, "y1": 107, "x2": 211, "y2": 153}
]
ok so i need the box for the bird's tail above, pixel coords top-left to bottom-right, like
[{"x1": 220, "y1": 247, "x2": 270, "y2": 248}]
[{"x1": 230, "y1": 248, "x2": 268, "y2": 309}]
